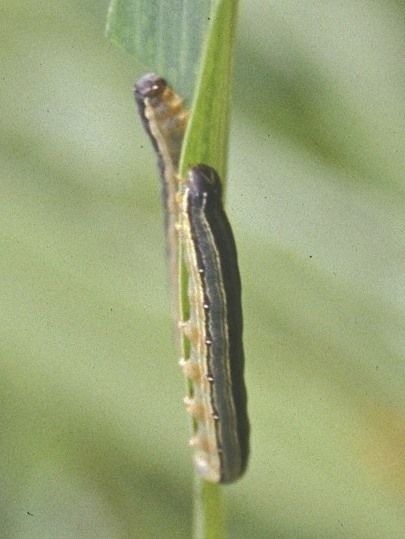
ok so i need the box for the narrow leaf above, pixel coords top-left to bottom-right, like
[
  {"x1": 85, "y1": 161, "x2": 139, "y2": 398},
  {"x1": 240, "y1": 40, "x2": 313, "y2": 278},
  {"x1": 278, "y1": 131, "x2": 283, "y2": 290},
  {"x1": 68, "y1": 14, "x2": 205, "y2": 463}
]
[
  {"x1": 106, "y1": 0, "x2": 213, "y2": 99},
  {"x1": 179, "y1": 0, "x2": 239, "y2": 183}
]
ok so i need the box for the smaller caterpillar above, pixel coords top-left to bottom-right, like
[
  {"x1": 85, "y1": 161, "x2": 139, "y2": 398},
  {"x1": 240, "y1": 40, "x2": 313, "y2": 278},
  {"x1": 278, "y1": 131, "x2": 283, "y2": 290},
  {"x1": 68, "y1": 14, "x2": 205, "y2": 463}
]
[{"x1": 134, "y1": 74, "x2": 188, "y2": 301}]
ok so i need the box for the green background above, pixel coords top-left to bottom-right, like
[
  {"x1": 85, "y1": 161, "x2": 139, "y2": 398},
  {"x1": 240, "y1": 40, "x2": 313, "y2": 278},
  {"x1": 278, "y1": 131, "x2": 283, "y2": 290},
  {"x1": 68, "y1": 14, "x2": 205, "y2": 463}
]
[{"x1": 2, "y1": 1, "x2": 405, "y2": 537}]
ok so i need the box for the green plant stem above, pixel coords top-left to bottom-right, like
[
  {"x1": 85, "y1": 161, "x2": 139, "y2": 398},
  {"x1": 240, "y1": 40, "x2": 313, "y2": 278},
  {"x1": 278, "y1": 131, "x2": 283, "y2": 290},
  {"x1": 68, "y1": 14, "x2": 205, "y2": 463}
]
[
  {"x1": 194, "y1": 477, "x2": 226, "y2": 539},
  {"x1": 178, "y1": 1, "x2": 239, "y2": 538}
]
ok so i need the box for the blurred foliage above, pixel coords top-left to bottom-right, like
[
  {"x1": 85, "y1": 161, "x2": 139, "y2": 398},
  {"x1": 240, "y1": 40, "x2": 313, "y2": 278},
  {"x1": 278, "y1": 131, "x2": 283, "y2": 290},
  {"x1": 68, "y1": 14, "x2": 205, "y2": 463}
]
[{"x1": 1, "y1": 0, "x2": 405, "y2": 537}]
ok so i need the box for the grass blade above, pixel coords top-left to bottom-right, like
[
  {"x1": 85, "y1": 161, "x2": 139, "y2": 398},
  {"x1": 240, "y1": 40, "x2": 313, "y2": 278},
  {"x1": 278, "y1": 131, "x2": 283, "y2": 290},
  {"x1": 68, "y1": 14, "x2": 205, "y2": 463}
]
[
  {"x1": 106, "y1": 0, "x2": 213, "y2": 99},
  {"x1": 179, "y1": 2, "x2": 239, "y2": 538}
]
